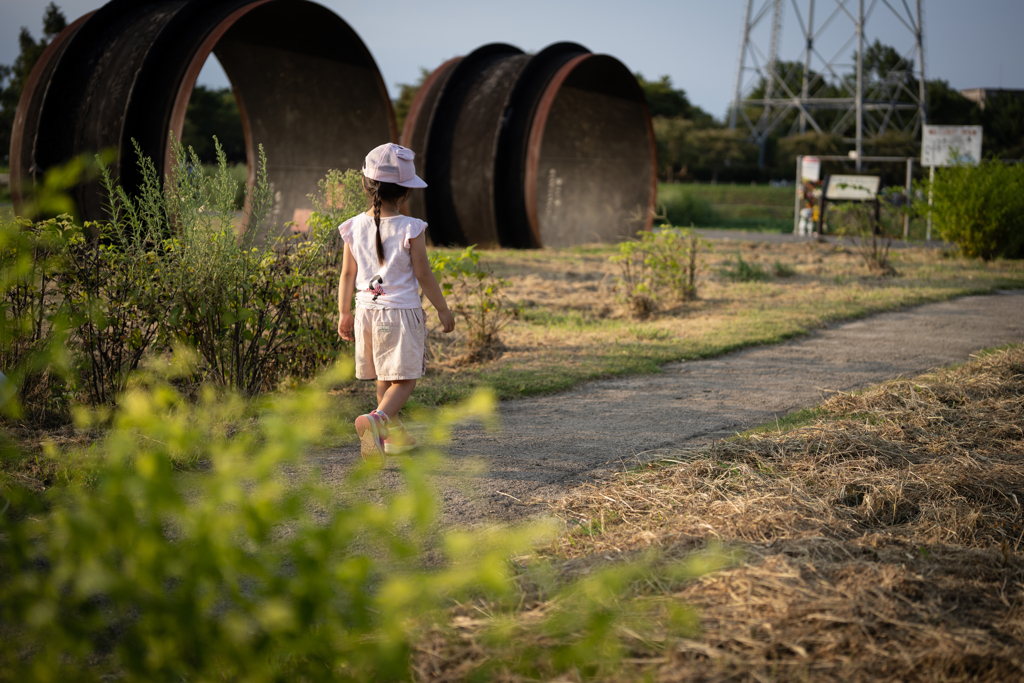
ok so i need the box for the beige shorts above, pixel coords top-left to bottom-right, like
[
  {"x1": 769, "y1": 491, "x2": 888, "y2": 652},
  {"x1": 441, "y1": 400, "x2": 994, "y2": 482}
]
[{"x1": 354, "y1": 307, "x2": 427, "y2": 381}]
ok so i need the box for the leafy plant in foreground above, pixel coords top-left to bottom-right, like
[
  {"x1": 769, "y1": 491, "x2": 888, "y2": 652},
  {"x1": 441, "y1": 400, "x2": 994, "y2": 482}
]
[{"x1": 0, "y1": 354, "x2": 728, "y2": 681}]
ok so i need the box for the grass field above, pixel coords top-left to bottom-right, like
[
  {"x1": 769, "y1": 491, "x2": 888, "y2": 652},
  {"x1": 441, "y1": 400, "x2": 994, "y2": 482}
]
[
  {"x1": 657, "y1": 183, "x2": 936, "y2": 240},
  {"x1": 332, "y1": 240, "x2": 1024, "y2": 430},
  {"x1": 657, "y1": 183, "x2": 795, "y2": 232}
]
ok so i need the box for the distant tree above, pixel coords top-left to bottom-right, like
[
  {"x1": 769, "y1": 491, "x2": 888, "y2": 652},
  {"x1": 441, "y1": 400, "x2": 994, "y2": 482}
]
[
  {"x1": 393, "y1": 68, "x2": 430, "y2": 134},
  {"x1": 636, "y1": 74, "x2": 715, "y2": 125},
  {"x1": 776, "y1": 132, "x2": 842, "y2": 160},
  {"x1": 981, "y1": 92, "x2": 1024, "y2": 159},
  {"x1": 1, "y1": 3, "x2": 67, "y2": 164},
  {"x1": 926, "y1": 79, "x2": 979, "y2": 125},
  {"x1": 652, "y1": 116, "x2": 696, "y2": 182},
  {"x1": 687, "y1": 128, "x2": 757, "y2": 183},
  {"x1": 181, "y1": 85, "x2": 245, "y2": 164},
  {"x1": 865, "y1": 130, "x2": 916, "y2": 158}
]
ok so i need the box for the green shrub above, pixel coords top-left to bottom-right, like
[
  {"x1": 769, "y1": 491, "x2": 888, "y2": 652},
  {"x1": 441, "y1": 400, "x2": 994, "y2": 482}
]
[
  {"x1": 2, "y1": 141, "x2": 364, "y2": 410},
  {"x1": 645, "y1": 228, "x2": 704, "y2": 301},
  {"x1": 0, "y1": 216, "x2": 70, "y2": 421},
  {"x1": 430, "y1": 246, "x2": 517, "y2": 352},
  {"x1": 611, "y1": 238, "x2": 656, "y2": 317},
  {"x1": 276, "y1": 169, "x2": 367, "y2": 381},
  {"x1": 612, "y1": 228, "x2": 705, "y2": 317},
  {"x1": 931, "y1": 160, "x2": 1024, "y2": 260}
]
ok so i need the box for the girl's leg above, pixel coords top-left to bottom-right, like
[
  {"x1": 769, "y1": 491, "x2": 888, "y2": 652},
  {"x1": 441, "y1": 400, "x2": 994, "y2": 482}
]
[{"x1": 376, "y1": 379, "x2": 417, "y2": 419}]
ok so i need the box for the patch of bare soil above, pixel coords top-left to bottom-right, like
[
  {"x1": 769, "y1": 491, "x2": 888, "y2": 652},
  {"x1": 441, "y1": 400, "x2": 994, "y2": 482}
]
[{"x1": 535, "y1": 345, "x2": 1024, "y2": 682}]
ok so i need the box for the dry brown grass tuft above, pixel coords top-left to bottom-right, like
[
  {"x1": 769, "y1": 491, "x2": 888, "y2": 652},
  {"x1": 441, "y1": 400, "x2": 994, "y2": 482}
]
[{"x1": 417, "y1": 345, "x2": 1024, "y2": 681}]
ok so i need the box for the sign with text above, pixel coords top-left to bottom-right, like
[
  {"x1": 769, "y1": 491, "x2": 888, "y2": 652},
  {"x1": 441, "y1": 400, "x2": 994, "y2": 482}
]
[
  {"x1": 801, "y1": 156, "x2": 821, "y2": 182},
  {"x1": 825, "y1": 175, "x2": 881, "y2": 201},
  {"x1": 921, "y1": 125, "x2": 983, "y2": 167}
]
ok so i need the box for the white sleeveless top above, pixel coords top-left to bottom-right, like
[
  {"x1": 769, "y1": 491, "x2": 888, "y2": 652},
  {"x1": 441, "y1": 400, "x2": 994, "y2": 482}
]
[{"x1": 339, "y1": 213, "x2": 427, "y2": 309}]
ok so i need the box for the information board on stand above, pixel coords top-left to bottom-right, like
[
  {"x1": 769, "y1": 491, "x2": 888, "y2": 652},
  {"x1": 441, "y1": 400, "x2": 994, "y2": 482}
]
[
  {"x1": 921, "y1": 126, "x2": 983, "y2": 167},
  {"x1": 921, "y1": 125, "x2": 984, "y2": 240}
]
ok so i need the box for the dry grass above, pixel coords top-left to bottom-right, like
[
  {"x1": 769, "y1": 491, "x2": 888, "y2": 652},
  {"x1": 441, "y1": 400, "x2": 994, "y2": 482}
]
[{"x1": 417, "y1": 344, "x2": 1024, "y2": 681}]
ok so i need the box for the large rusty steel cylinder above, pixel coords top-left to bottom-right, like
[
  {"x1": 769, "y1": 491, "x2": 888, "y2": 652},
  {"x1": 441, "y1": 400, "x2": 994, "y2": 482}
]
[
  {"x1": 402, "y1": 42, "x2": 656, "y2": 248},
  {"x1": 11, "y1": 0, "x2": 396, "y2": 238}
]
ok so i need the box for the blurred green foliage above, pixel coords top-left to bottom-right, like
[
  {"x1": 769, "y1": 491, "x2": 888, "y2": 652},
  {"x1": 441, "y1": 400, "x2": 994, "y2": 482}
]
[
  {"x1": 931, "y1": 160, "x2": 1024, "y2": 261},
  {"x1": 0, "y1": 344, "x2": 729, "y2": 681}
]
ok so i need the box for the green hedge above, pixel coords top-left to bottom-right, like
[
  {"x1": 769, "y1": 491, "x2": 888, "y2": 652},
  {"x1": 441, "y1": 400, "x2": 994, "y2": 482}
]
[{"x1": 932, "y1": 160, "x2": 1024, "y2": 260}]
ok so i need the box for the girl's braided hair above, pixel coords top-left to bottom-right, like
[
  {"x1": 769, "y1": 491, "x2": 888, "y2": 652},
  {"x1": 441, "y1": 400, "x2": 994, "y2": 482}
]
[{"x1": 362, "y1": 176, "x2": 411, "y2": 266}]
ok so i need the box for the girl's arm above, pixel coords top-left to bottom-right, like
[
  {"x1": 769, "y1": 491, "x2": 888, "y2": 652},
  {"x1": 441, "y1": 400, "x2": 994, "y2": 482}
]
[
  {"x1": 409, "y1": 233, "x2": 455, "y2": 333},
  {"x1": 337, "y1": 243, "x2": 358, "y2": 341}
]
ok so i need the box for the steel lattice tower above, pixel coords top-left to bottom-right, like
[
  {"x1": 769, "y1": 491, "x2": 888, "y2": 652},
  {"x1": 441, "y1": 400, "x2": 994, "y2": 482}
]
[{"x1": 729, "y1": 0, "x2": 926, "y2": 170}]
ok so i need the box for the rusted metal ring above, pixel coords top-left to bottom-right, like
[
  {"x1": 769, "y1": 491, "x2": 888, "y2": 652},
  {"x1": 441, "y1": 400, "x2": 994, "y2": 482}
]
[
  {"x1": 524, "y1": 53, "x2": 657, "y2": 248},
  {"x1": 12, "y1": 0, "x2": 395, "y2": 238},
  {"x1": 494, "y1": 42, "x2": 589, "y2": 248},
  {"x1": 400, "y1": 42, "x2": 656, "y2": 249},
  {"x1": 420, "y1": 43, "x2": 524, "y2": 246},
  {"x1": 9, "y1": 11, "x2": 93, "y2": 211}
]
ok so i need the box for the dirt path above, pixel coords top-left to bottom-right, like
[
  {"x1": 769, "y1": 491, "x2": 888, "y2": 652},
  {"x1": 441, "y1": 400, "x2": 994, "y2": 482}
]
[{"x1": 314, "y1": 290, "x2": 1024, "y2": 525}]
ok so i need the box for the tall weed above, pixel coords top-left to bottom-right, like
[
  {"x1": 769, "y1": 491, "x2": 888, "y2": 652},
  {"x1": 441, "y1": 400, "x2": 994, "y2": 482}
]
[
  {"x1": 278, "y1": 169, "x2": 367, "y2": 380},
  {"x1": 828, "y1": 186, "x2": 915, "y2": 274},
  {"x1": 612, "y1": 228, "x2": 705, "y2": 317},
  {"x1": 430, "y1": 246, "x2": 518, "y2": 356},
  {"x1": 718, "y1": 252, "x2": 770, "y2": 282}
]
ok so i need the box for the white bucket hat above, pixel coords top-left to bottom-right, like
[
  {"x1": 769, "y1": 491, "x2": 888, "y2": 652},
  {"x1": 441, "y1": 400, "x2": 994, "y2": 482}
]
[{"x1": 362, "y1": 143, "x2": 427, "y2": 188}]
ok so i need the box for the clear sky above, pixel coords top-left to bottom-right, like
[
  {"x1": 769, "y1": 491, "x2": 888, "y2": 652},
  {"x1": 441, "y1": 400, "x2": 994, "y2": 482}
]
[{"x1": 3, "y1": 0, "x2": 1023, "y2": 121}]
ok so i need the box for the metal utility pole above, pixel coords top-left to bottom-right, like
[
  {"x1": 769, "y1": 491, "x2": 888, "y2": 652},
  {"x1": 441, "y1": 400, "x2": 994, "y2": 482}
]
[
  {"x1": 758, "y1": 0, "x2": 784, "y2": 167},
  {"x1": 917, "y1": 0, "x2": 927, "y2": 124},
  {"x1": 855, "y1": 0, "x2": 864, "y2": 171},
  {"x1": 730, "y1": 0, "x2": 755, "y2": 130},
  {"x1": 799, "y1": 0, "x2": 815, "y2": 134}
]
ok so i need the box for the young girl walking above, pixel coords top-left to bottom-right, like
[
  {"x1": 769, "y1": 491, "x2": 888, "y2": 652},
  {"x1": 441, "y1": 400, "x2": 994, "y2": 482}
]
[{"x1": 337, "y1": 143, "x2": 456, "y2": 467}]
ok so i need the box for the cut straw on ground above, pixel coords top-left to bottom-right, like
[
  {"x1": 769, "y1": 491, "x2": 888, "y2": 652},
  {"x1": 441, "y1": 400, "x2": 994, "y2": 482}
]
[{"x1": 416, "y1": 344, "x2": 1024, "y2": 682}]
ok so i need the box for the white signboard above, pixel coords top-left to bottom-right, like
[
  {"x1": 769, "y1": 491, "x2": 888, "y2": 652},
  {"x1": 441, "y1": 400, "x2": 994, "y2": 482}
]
[
  {"x1": 801, "y1": 156, "x2": 821, "y2": 182},
  {"x1": 826, "y1": 175, "x2": 881, "y2": 201},
  {"x1": 921, "y1": 125, "x2": 983, "y2": 167}
]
